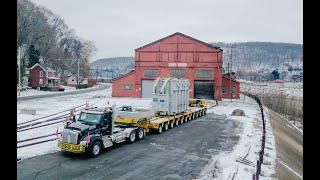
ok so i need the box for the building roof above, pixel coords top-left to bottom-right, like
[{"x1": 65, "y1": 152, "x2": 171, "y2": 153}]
[
  {"x1": 135, "y1": 32, "x2": 223, "y2": 52},
  {"x1": 222, "y1": 75, "x2": 240, "y2": 84},
  {"x1": 29, "y1": 63, "x2": 56, "y2": 72},
  {"x1": 112, "y1": 70, "x2": 135, "y2": 82}
]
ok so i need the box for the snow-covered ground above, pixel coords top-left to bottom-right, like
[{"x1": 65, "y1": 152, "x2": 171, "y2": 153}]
[
  {"x1": 17, "y1": 85, "x2": 95, "y2": 97},
  {"x1": 240, "y1": 82, "x2": 303, "y2": 98},
  {"x1": 18, "y1": 89, "x2": 277, "y2": 180},
  {"x1": 197, "y1": 96, "x2": 276, "y2": 180}
]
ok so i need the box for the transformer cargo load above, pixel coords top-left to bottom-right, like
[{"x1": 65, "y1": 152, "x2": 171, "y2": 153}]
[{"x1": 152, "y1": 77, "x2": 189, "y2": 115}]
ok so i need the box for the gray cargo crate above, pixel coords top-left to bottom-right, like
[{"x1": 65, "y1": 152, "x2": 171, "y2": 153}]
[{"x1": 152, "y1": 77, "x2": 189, "y2": 115}]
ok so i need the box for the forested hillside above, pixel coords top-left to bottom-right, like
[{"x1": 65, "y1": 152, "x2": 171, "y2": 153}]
[
  {"x1": 212, "y1": 42, "x2": 303, "y2": 72},
  {"x1": 17, "y1": 0, "x2": 96, "y2": 83}
]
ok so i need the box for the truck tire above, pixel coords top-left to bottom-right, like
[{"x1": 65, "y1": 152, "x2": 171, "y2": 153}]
[
  {"x1": 170, "y1": 121, "x2": 174, "y2": 129},
  {"x1": 157, "y1": 125, "x2": 163, "y2": 134},
  {"x1": 164, "y1": 123, "x2": 169, "y2": 131},
  {"x1": 137, "y1": 128, "x2": 144, "y2": 140},
  {"x1": 127, "y1": 130, "x2": 136, "y2": 143},
  {"x1": 89, "y1": 140, "x2": 102, "y2": 158}
]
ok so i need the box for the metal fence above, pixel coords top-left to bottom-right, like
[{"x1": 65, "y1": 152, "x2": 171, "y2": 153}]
[{"x1": 241, "y1": 91, "x2": 266, "y2": 180}]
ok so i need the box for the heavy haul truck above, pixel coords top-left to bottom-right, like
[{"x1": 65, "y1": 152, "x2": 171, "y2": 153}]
[{"x1": 58, "y1": 77, "x2": 208, "y2": 157}]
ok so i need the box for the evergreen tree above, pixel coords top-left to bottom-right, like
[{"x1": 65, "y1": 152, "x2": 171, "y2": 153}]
[
  {"x1": 27, "y1": 44, "x2": 40, "y2": 68},
  {"x1": 271, "y1": 70, "x2": 280, "y2": 80}
]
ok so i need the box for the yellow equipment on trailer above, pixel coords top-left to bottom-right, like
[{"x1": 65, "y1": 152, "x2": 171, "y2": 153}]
[{"x1": 114, "y1": 99, "x2": 208, "y2": 134}]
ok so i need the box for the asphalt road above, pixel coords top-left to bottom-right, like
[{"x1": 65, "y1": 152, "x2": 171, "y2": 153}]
[
  {"x1": 269, "y1": 110, "x2": 303, "y2": 180},
  {"x1": 17, "y1": 113, "x2": 242, "y2": 180}
]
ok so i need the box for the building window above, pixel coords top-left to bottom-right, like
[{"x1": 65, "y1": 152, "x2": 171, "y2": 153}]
[
  {"x1": 144, "y1": 69, "x2": 160, "y2": 77},
  {"x1": 123, "y1": 84, "x2": 132, "y2": 90},
  {"x1": 39, "y1": 71, "x2": 43, "y2": 77},
  {"x1": 170, "y1": 70, "x2": 185, "y2": 78},
  {"x1": 197, "y1": 70, "x2": 212, "y2": 78},
  {"x1": 232, "y1": 86, "x2": 236, "y2": 94},
  {"x1": 222, "y1": 86, "x2": 227, "y2": 94},
  {"x1": 39, "y1": 79, "x2": 43, "y2": 85}
]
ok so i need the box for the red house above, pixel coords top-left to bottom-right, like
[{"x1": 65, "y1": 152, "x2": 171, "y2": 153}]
[
  {"x1": 29, "y1": 63, "x2": 60, "y2": 88},
  {"x1": 112, "y1": 32, "x2": 240, "y2": 100}
]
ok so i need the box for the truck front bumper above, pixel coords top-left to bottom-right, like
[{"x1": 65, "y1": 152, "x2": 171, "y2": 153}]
[{"x1": 58, "y1": 140, "x2": 86, "y2": 153}]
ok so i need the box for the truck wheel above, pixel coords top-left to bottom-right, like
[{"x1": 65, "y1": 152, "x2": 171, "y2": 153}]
[
  {"x1": 90, "y1": 141, "x2": 102, "y2": 158},
  {"x1": 164, "y1": 123, "x2": 169, "y2": 131},
  {"x1": 137, "y1": 128, "x2": 144, "y2": 140},
  {"x1": 170, "y1": 121, "x2": 174, "y2": 129},
  {"x1": 175, "y1": 120, "x2": 179, "y2": 126},
  {"x1": 158, "y1": 125, "x2": 163, "y2": 134},
  {"x1": 127, "y1": 131, "x2": 136, "y2": 143}
]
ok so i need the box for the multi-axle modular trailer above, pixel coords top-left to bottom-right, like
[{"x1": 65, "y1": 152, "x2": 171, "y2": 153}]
[{"x1": 114, "y1": 99, "x2": 207, "y2": 134}]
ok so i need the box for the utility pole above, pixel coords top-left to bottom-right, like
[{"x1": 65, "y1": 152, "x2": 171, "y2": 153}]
[
  {"x1": 18, "y1": 46, "x2": 21, "y2": 96},
  {"x1": 77, "y1": 59, "x2": 80, "y2": 85}
]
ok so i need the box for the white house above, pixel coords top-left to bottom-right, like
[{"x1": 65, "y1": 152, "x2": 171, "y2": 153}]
[{"x1": 66, "y1": 75, "x2": 78, "y2": 86}]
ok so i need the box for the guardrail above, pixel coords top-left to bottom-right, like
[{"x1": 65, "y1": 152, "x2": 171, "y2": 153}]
[
  {"x1": 17, "y1": 84, "x2": 109, "y2": 102},
  {"x1": 241, "y1": 91, "x2": 266, "y2": 180}
]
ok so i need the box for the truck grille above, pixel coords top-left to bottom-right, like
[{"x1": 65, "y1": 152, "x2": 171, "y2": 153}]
[{"x1": 61, "y1": 129, "x2": 79, "y2": 144}]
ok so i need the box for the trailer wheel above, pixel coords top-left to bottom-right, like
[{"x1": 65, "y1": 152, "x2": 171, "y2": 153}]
[
  {"x1": 137, "y1": 128, "x2": 144, "y2": 140},
  {"x1": 175, "y1": 120, "x2": 179, "y2": 126},
  {"x1": 158, "y1": 125, "x2": 163, "y2": 134},
  {"x1": 170, "y1": 121, "x2": 174, "y2": 129},
  {"x1": 89, "y1": 141, "x2": 102, "y2": 158},
  {"x1": 127, "y1": 130, "x2": 136, "y2": 143},
  {"x1": 164, "y1": 123, "x2": 169, "y2": 131}
]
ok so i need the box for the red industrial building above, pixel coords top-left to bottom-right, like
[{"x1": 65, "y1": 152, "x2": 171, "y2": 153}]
[{"x1": 112, "y1": 32, "x2": 239, "y2": 100}]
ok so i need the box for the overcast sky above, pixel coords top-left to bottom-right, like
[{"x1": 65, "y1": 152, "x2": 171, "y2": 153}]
[{"x1": 31, "y1": 0, "x2": 302, "y2": 61}]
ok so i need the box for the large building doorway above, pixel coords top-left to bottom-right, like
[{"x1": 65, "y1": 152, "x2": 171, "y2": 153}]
[
  {"x1": 141, "y1": 79, "x2": 155, "y2": 98},
  {"x1": 194, "y1": 80, "x2": 214, "y2": 99}
]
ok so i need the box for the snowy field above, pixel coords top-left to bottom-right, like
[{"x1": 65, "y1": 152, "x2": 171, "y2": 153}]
[
  {"x1": 17, "y1": 85, "x2": 78, "y2": 97},
  {"x1": 239, "y1": 80, "x2": 303, "y2": 98},
  {"x1": 17, "y1": 89, "x2": 277, "y2": 179},
  {"x1": 16, "y1": 85, "x2": 101, "y2": 97},
  {"x1": 197, "y1": 96, "x2": 276, "y2": 180}
]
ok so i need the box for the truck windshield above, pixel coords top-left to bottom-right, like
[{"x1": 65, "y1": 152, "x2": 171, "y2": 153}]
[{"x1": 78, "y1": 112, "x2": 102, "y2": 124}]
